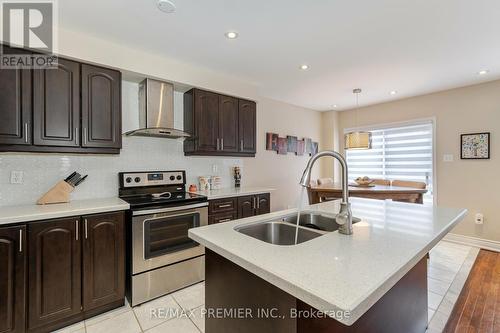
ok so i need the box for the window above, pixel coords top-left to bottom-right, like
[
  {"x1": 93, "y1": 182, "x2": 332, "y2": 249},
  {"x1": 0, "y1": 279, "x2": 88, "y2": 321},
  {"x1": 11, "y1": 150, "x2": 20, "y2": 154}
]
[{"x1": 345, "y1": 120, "x2": 434, "y2": 203}]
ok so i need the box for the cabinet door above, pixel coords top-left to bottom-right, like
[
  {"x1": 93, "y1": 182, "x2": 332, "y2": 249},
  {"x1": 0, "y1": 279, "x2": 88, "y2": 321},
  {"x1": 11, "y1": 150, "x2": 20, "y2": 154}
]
[
  {"x1": 0, "y1": 226, "x2": 26, "y2": 333},
  {"x1": 218, "y1": 95, "x2": 239, "y2": 152},
  {"x1": 0, "y1": 46, "x2": 32, "y2": 145},
  {"x1": 237, "y1": 195, "x2": 256, "y2": 219},
  {"x1": 81, "y1": 64, "x2": 121, "y2": 149},
  {"x1": 209, "y1": 212, "x2": 237, "y2": 225},
  {"x1": 194, "y1": 89, "x2": 219, "y2": 152},
  {"x1": 238, "y1": 99, "x2": 256, "y2": 154},
  {"x1": 33, "y1": 59, "x2": 80, "y2": 147},
  {"x1": 256, "y1": 193, "x2": 271, "y2": 215},
  {"x1": 82, "y1": 212, "x2": 125, "y2": 311},
  {"x1": 28, "y1": 218, "x2": 81, "y2": 330}
]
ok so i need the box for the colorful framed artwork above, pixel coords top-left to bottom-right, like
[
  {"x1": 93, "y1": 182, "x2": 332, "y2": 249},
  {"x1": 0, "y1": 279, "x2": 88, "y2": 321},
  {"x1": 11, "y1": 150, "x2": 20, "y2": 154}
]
[
  {"x1": 266, "y1": 132, "x2": 278, "y2": 151},
  {"x1": 461, "y1": 132, "x2": 490, "y2": 159},
  {"x1": 277, "y1": 137, "x2": 287, "y2": 155},
  {"x1": 287, "y1": 136, "x2": 298, "y2": 153},
  {"x1": 296, "y1": 140, "x2": 305, "y2": 156}
]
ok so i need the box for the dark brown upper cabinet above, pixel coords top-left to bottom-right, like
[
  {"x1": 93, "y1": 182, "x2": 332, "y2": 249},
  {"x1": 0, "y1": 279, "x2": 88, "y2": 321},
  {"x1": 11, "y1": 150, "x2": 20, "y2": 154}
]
[
  {"x1": 238, "y1": 99, "x2": 257, "y2": 154},
  {"x1": 0, "y1": 46, "x2": 32, "y2": 146},
  {"x1": 219, "y1": 95, "x2": 239, "y2": 153},
  {"x1": 0, "y1": 44, "x2": 122, "y2": 154},
  {"x1": 28, "y1": 218, "x2": 82, "y2": 330},
  {"x1": 81, "y1": 64, "x2": 122, "y2": 149},
  {"x1": 0, "y1": 225, "x2": 26, "y2": 333},
  {"x1": 82, "y1": 212, "x2": 125, "y2": 311},
  {"x1": 184, "y1": 88, "x2": 256, "y2": 157},
  {"x1": 33, "y1": 58, "x2": 80, "y2": 147}
]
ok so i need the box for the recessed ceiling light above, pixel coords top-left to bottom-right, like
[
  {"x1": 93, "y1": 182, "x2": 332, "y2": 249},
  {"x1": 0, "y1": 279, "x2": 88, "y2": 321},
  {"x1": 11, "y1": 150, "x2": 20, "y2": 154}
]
[
  {"x1": 332, "y1": 104, "x2": 338, "y2": 108},
  {"x1": 225, "y1": 31, "x2": 239, "y2": 39},
  {"x1": 390, "y1": 90, "x2": 397, "y2": 95},
  {"x1": 300, "y1": 64, "x2": 309, "y2": 70},
  {"x1": 157, "y1": 0, "x2": 176, "y2": 13},
  {"x1": 478, "y1": 70, "x2": 489, "y2": 75}
]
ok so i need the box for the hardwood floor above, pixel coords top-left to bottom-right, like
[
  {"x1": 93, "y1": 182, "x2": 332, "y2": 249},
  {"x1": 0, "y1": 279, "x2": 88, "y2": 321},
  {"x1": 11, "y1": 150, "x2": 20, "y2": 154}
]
[{"x1": 443, "y1": 250, "x2": 500, "y2": 333}]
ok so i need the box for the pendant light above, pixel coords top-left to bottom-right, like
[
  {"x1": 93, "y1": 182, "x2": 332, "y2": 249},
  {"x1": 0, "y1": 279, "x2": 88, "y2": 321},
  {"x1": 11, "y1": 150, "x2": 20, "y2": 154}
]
[{"x1": 344, "y1": 88, "x2": 372, "y2": 150}]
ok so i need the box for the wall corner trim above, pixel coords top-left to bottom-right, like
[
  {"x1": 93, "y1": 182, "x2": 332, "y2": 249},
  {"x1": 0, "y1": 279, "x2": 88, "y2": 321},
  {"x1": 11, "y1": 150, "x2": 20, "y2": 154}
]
[{"x1": 444, "y1": 233, "x2": 500, "y2": 253}]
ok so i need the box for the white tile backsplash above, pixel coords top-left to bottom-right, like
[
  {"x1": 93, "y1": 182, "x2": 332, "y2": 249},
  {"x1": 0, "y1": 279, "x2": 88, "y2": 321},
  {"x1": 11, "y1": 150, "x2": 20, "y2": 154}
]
[{"x1": 0, "y1": 80, "x2": 241, "y2": 207}]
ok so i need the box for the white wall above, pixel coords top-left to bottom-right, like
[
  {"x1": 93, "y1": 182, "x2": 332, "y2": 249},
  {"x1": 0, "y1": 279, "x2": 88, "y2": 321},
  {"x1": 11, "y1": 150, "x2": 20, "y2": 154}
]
[{"x1": 0, "y1": 28, "x2": 322, "y2": 210}]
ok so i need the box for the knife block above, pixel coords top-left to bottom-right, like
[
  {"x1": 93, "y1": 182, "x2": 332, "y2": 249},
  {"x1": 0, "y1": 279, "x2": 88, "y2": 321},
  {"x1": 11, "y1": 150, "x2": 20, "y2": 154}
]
[{"x1": 36, "y1": 180, "x2": 74, "y2": 205}]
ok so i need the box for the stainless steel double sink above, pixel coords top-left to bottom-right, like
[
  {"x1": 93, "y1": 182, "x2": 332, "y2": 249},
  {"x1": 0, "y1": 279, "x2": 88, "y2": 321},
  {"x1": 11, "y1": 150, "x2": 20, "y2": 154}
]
[{"x1": 235, "y1": 212, "x2": 360, "y2": 245}]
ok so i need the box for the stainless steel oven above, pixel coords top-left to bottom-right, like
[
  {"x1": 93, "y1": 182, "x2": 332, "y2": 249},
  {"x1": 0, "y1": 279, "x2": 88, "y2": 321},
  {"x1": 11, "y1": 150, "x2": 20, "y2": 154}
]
[
  {"x1": 132, "y1": 202, "x2": 208, "y2": 274},
  {"x1": 119, "y1": 171, "x2": 209, "y2": 306}
]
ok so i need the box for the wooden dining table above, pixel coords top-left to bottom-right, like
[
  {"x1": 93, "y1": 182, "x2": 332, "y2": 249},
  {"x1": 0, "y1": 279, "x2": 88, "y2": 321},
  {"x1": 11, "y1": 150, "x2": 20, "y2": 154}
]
[{"x1": 308, "y1": 183, "x2": 428, "y2": 204}]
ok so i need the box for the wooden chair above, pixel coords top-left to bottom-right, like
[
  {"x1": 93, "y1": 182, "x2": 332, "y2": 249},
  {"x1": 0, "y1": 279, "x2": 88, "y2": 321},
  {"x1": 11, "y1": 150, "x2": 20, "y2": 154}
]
[
  {"x1": 317, "y1": 178, "x2": 334, "y2": 185},
  {"x1": 372, "y1": 179, "x2": 391, "y2": 186},
  {"x1": 392, "y1": 180, "x2": 427, "y2": 189}
]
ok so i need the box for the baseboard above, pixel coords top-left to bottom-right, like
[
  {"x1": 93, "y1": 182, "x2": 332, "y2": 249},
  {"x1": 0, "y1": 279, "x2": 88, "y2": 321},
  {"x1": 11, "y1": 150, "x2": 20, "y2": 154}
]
[{"x1": 444, "y1": 233, "x2": 500, "y2": 252}]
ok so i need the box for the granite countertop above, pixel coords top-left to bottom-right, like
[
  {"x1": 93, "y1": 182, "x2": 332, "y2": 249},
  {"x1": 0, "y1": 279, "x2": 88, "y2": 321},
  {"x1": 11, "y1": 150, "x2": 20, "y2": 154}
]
[
  {"x1": 189, "y1": 187, "x2": 275, "y2": 200},
  {"x1": 189, "y1": 198, "x2": 467, "y2": 326},
  {"x1": 0, "y1": 197, "x2": 130, "y2": 225}
]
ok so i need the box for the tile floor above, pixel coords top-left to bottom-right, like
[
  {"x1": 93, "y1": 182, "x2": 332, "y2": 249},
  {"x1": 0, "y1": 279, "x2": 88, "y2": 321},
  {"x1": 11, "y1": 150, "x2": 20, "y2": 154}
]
[{"x1": 53, "y1": 241, "x2": 478, "y2": 333}]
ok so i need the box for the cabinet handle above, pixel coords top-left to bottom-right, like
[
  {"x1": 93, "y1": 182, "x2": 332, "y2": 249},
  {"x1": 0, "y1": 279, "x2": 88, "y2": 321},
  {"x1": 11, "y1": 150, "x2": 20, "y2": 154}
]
[
  {"x1": 75, "y1": 127, "x2": 79, "y2": 145},
  {"x1": 219, "y1": 218, "x2": 231, "y2": 223},
  {"x1": 24, "y1": 123, "x2": 29, "y2": 143},
  {"x1": 83, "y1": 128, "x2": 88, "y2": 145},
  {"x1": 218, "y1": 204, "x2": 232, "y2": 208},
  {"x1": 257, "y1": 198, "x2": 260, "y2": 209},
  {"x1": 216, "y1": 138, "x2": 220, "y2": 151},
  {"x1": 75, "y1": 220, "x2": 79, "y2": 240},
  {"x1": 253, "y1": 197, "x2": 256, "y2": 210},
  {"x1": 19, "y1": 229, "x2": 22, "y2": 253},
  {"x1": 221, "y1": 138, "x2": 224, "y2": 150},
  {"x1": 84, "y1": 219, "x2": 88, "y2": 239},
  {"x1": 240, "y1": 139, "x2": 243, "y2": 151}
]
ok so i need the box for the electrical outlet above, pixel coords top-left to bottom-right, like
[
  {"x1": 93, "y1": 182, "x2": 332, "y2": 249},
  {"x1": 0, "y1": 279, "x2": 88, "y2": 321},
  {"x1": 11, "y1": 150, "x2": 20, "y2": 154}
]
[
  {"x1": 475, "y1": 213, "x2": 484, "y2": 225},
  {"x1": 443, "y1": 154, "x2": 454, "y2": 162},
  {"x1": 10, "y1": 171, "x2": 24, "y2": 184}
]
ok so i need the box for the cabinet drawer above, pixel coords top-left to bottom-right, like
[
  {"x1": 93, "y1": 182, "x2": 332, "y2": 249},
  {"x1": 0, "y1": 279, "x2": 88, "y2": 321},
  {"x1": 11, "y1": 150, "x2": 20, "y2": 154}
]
[
  {"x1": 209, "y1": 198, "x2": 237, "y2": 214},
  {"x1": 209, "y1": 212, "x2": 237, "y2": 225}
]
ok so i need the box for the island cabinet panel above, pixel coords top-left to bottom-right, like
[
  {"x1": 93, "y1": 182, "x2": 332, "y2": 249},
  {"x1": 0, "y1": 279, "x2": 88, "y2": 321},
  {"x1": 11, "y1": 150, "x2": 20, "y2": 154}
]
[
  {"x1": 28, "y1": 218, "x2": 82, "y2": 330},
  {"x1": 0, "y1": 46, "x2": 32, "y2": 146},
  {"x1": 238, "y1": 99, "x2": 256, "y2": 154},
  {"x1": 205, "y1": 250, "x2": 429, "y2": 333},
  {"x1": 82, "y1": 212, "x2": 125, "y2": 311},
  {"x1": 81, "y1": 64, "x2": 122, "y2": 149},
  {"x1": 33, "y1": 59, "x2": 80, "y2": 147},
  {"x1": 218, "y1": 95, "x2": 239, "y2": 153},
  {"x1": 184, "y1": 88, "x2": 256, "y2": 157},
  {"x1": 0, "y1": 226, "x2": 26, "y2": 333}
]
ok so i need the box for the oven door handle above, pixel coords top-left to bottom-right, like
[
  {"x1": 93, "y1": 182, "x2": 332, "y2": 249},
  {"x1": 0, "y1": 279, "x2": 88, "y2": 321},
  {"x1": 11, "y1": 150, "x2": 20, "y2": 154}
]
[{"x1": 133, "y1": 202, "x2": 208, "y2": 216}]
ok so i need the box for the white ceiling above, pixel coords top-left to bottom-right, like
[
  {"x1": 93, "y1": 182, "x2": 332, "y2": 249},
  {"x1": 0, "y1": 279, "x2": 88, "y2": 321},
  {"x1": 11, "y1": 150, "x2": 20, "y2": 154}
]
[{"x1": 59, "y1": 0, "x2": 500, "y2": 111}]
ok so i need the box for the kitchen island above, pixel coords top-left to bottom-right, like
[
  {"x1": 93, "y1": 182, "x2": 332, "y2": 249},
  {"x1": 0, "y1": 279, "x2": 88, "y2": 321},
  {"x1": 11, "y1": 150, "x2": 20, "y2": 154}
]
[{"x1": 189, "y1": 198, "x2": 467, "y2": 333}]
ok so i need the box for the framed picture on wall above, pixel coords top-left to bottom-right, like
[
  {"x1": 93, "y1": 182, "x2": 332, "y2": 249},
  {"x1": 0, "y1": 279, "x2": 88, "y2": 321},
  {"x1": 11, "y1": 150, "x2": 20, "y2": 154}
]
[{"x1": 461, "y1": 132, "x2": 490, "y2": 159}]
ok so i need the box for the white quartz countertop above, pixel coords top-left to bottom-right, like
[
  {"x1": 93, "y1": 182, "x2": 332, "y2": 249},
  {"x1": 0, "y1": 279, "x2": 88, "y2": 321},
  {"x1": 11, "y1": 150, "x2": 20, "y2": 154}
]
[
  {"x1": 189, "y1": 198, "x2": 467, "y2": 326},
  {"x1": 0, "y1": 197, "x2": 130, "y2": 225},
  {"x1": 189, "y1": 187, "x2": 274, "y2": 200}
]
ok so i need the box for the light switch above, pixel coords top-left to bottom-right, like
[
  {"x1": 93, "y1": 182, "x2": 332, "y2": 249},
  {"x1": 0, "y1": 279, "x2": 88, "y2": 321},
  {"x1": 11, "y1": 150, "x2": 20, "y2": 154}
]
[
  {"x1": 10, "y1": 171, "x2": 24, "y2": 184},
  {"x1": 443, "y1": 154, "x2": 454, "y2": 162}
]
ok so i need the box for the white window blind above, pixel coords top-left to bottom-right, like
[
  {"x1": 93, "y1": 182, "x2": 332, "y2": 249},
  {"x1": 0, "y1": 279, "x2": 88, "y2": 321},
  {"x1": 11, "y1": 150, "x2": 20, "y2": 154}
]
[{"x1": 345, "y1": 121, "x2": 434, "y2": 202}]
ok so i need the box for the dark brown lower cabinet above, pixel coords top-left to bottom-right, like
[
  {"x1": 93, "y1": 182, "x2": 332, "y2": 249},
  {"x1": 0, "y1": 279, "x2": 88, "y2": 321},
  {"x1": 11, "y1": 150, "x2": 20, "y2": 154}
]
[
  {"x1": 256, "y1": 193, "x2": 271, "y2": 215},
  {"x1": 28, "y1": 218, "x2": 82, "y2": 331},
  {"x1": 237, "y1": 195, "x2": 256, "y2": 219},
  {"x1": 83, "y1": 213, "x2": 125, "y2": 311},
  {"x1": 209, "y1": 212, "x2": 237, "y2": 225},
  {"x1": 0, "y1": 226, "x2": 26, "y2": 333}
]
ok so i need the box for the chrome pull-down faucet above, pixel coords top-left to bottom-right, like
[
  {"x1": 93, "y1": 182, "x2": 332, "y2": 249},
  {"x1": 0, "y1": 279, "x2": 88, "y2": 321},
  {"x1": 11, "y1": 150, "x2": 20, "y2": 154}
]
[{"x1": 299, "y1": 150, "x2": 353, "y2": 235}]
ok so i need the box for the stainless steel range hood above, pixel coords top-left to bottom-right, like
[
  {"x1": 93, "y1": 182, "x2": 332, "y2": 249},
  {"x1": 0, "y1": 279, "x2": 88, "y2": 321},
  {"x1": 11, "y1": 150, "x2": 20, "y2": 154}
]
[{"x1": 125, "y1": 78, "x2": 190, "y2": 139}]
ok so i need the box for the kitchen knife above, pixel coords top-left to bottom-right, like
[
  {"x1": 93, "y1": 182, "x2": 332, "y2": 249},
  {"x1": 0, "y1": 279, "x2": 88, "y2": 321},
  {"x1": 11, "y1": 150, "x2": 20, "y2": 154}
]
[
  {"x1": 64, "y1": 172, "x2": 77, "y2": 182},
  {"x1": 74, "y1": 175, "x2": 88, "y2": 187},
  {"x1": 67, "y1": 173, "x2": 81, "y2": 186}
]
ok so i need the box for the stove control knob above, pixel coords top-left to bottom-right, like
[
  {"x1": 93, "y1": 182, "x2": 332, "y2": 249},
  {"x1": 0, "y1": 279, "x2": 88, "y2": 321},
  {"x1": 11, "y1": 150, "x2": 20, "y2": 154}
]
[
  {"x1": 176, "y1": 175, "x2": 182, "y2": 180},
  {"x1": 169, "y1": 175, "x2": 175, "y2": 181},
  {"x1": 125, "y1": 177, "x2": 132, "y2": 183},
  {"x1": 134, "y1": 177, "x2": 141, "y2": 183}
]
